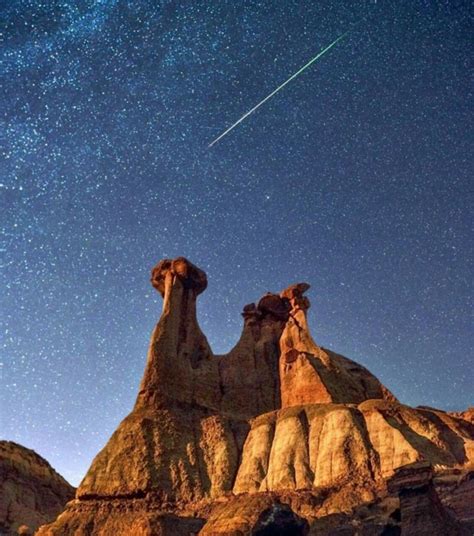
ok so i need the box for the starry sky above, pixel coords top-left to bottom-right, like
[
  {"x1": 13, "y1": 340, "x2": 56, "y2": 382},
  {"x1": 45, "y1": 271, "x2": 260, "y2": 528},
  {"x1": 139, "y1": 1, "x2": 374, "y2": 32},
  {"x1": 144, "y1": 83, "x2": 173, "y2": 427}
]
[{"x1": 2, "y1": 1, "x2": 472, "y2": 486}]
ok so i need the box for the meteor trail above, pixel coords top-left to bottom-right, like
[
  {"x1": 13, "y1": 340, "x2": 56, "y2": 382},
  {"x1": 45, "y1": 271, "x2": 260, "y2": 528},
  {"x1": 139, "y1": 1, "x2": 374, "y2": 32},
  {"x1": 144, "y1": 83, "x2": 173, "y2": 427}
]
[{"x1": 209, "y1": 27, "x2": 354, "y2": 148}]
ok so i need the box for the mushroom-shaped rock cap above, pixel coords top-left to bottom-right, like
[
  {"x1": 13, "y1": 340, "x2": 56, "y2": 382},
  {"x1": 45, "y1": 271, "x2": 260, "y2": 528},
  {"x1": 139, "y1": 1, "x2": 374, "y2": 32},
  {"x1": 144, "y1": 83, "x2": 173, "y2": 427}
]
[
  {"x1": 151, "y1": 257, "x2": 207, "y2": 296},
  {"x1": 257, "y1": 293, "x2": 291, "y2": 321},
  {"x1": 280, "y1": 283, "x2": 311, "y2": 311},
  {"x1": 242, "y1": 302, "x2": 258, "y2": 319},
  {"x1": 280, "y1": 282, "x2": 310, "y2": 300}
]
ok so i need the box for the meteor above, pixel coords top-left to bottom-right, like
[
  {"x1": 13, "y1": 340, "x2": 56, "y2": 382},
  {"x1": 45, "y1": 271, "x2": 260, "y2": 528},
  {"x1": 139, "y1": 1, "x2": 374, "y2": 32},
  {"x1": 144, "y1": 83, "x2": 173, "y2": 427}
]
[{"x1": 209, "y1": 27, "x2": 354, "y2": 148}]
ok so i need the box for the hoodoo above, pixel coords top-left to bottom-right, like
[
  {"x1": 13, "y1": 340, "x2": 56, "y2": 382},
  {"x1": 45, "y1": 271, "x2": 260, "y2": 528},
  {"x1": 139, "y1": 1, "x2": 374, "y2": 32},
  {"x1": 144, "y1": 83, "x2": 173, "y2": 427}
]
[{"x1": 38, "y1": 257, "x2": 474, "y2": 535}]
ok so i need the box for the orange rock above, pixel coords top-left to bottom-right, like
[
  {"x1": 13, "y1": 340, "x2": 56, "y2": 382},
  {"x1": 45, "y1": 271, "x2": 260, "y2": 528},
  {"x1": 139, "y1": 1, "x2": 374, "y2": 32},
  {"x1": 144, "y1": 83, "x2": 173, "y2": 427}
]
[{"x1": 279, "y1": 282, "x2": 397, "y2": 407}]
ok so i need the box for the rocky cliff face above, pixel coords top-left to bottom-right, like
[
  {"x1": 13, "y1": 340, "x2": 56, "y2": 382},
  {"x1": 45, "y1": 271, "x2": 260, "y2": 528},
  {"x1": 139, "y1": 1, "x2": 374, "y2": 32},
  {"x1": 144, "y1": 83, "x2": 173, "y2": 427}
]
[
  {"x1": 0, "y1": 441, "x2": 75, "y2": 535},
  {"x1": 37, "y1": 257, "x2": 474, "y2": 535}
]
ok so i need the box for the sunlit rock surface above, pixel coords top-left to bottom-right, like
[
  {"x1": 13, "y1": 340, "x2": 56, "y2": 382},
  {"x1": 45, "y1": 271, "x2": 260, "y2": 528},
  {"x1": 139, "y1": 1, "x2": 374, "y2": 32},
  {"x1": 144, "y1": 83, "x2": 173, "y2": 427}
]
[{"x1": 38, "y1": 258, "x2": 474, "y2": 535}]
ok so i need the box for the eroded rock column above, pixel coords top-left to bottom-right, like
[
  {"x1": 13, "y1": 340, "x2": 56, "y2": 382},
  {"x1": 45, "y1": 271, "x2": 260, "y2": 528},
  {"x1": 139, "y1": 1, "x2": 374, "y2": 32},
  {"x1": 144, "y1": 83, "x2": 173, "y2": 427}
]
[
  {"x1": 279, "y1": 283, "x2": 335, "y2": 406},
  {"x1": 136, "y1": 257, "x2": 221, "y2": 410},
  {"x1": 279, "y1": 283, "x2": 397, "y2": 407},
  {"x1": 217, "y1": 292, "x2": 291, "y2": 418}
]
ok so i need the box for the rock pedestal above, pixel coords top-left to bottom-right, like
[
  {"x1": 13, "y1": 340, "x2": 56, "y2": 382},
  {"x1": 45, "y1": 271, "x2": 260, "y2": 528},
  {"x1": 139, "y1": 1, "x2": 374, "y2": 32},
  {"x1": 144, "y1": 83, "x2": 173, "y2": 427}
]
[
  {"x1": 37, "y1": 257, "x2": 474, "y2": 535},
  {"x1": 279, "y1": 282, "x2": 396, "y2": 407},
  {"x1": 388, "y1": 462, "x2": 461, "y2": 535}
]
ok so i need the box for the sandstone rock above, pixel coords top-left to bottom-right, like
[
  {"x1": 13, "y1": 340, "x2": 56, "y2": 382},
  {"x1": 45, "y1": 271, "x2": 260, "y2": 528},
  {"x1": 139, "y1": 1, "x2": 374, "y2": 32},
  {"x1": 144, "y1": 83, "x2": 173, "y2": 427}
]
[
  {"x1": 35, "y1": 497, "x2": 205, "y2": 536},
  {"x1": 76, "y1": 407, "x2": 245, "y2": 502},
  {"x1": 449, "y1": 407, "x2": 474, "y2": 425},
  {"x1": 234, "y1": 405, "x2": 377, "y2": 495},
  {"x1": 278, "y1": 283, "x2": 397, "y2": 407},
  {"x1": 252, "y1": 502, "x2": 310, "y2": 535},
  {"x1": 199, "y1": 493, "x2": 312, "y2": 536},
  {"x1": 38, "y1": 257, "x2": 474, "y2": 535},
  {"x1": 360, "y1": 400, "x2": 474, "y2": 476},
  {"x1": 234, "y1": 399, "x2": 473, "y2": 502},
  {"x1": 150, "y1": 257, "x2": 207, "y2": 297},
  {"x1": 435, "y1": 470, "x2": 474, "y2": 533},
  {"x1": 138, "y1": 257, "x2": 219, "y2": 410},
  {"x1": 388, "y1": 462, "x2": 461, "y2": 535},
  {"x1": 0, "y1": 441, "x2": 74, "y2": 535},
  {"x1": 216, "y1": 293, "x2": 290, "y2": 419}
]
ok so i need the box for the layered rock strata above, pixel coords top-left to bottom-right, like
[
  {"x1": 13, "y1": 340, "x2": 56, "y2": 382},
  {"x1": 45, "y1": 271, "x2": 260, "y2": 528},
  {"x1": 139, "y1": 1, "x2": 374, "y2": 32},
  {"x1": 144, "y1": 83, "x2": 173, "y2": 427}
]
[
  {"x1": 38, "y1": 257, "x2": 474, "y2": 535},
  {"x1": 388, "y1": 462, "x2": 461, "y2": 535},
  {"x1": 0, "y1": 441, "x2": 74, "y2": 535}
]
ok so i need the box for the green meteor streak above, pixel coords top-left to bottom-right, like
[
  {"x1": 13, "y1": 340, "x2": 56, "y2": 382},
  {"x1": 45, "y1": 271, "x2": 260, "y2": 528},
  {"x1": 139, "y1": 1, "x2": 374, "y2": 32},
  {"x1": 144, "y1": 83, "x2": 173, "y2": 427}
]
[{"x1": 209, "y1": 27, "x2": 353, "y2": 148}]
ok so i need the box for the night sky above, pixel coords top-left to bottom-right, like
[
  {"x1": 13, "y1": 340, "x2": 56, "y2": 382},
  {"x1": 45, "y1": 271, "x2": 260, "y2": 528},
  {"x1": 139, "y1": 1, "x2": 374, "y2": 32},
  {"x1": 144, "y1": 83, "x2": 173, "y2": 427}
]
[{"x1": 2, "y1": 1, "x2": 472, "y2": 486}]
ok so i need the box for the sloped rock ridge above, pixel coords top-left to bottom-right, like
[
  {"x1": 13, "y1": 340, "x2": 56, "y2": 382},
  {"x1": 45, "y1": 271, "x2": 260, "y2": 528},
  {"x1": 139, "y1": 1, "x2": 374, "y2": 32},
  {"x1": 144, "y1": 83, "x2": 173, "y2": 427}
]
[
  {"x1": 38, "y1": 257, "x2": 474, "y2": 535},
  {"x1": 0, "y1": 441, "x2": 75, "y2": 535}
]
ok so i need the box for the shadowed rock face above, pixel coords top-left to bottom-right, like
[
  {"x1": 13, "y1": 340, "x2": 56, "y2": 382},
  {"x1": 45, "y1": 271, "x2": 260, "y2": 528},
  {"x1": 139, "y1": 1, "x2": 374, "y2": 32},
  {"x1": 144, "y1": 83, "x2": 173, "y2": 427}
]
[
  {"x1": 37, "y1": 257, "x2": 474, "y2": 535},
  {"x1": 0, "y1": 441, "x2": 74, "y2": 535},
  {"x1": 217, "y1": 292, "x2": 291, "y2": 418},
  {"x1": 252, "y1": 503, "x2": 309, "y2": 535},
  {"x1": 150, "y1": 257, "x2": 208, "y2": 297},
  {"x1": 388, "y1": 463, "x2": 461, "y2": 535}
]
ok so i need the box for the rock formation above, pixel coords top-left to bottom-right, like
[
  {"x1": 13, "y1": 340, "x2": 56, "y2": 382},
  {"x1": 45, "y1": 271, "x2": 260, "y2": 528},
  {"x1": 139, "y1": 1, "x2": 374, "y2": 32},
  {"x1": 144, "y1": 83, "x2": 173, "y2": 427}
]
[
  {"x1": 279, "y1": 282, "x2": 396, "y2": 407},
  {"x1": 449, "y1": 407, "x2": 474, "y2": 425},
  {"x1": 0, "y1": 441, "x2": 74, "y2": 535},
  {"x1": 37, "y1": 257, "x2": 474, "y2": 535},
  {"x1": 387, "y1": 462, "x2": 460, "y2": 535}
]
